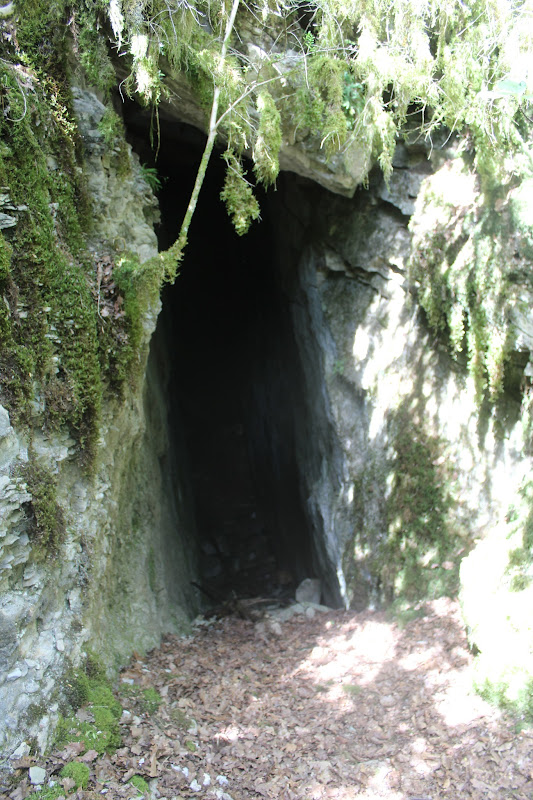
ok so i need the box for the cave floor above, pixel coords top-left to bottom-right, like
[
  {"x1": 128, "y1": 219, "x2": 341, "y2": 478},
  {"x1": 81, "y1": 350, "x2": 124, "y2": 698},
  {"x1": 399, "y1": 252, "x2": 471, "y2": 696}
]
[{"x1": 11, "y1": 599, "x2": 533, "y2": 800}]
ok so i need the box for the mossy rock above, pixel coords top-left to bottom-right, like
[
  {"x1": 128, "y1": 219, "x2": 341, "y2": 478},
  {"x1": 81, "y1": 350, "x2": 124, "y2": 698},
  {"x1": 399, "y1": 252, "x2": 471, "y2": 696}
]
[
  {"x1": 60, "y1": 761, "x2": 90, "y2": 790},
  {"x1": 55, "y1": 710, "x2": 121, "y2": 755},
  {"x1": 56, "y1": 655, "x2": 123, "y2": 754}
]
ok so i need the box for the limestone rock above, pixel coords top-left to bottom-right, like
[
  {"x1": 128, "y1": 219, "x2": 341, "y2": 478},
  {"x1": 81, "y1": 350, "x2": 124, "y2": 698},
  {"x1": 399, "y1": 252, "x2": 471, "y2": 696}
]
[
  {"x1": 295, "y1": 578, "x2": 322, "y2": 604},
  {"x1": 29, "y1": 766, "x2": 46, "y2": 785},
  {"x1": 10, "y1": 742, "x2": 30, "y2": 760},
  {"x1": 0, "y1": 89, "x2": 198, "y2": 768},
  {"x1": 378, "y1": 167, "x2": 427, "y2": 215},
  {"x1": 71, "y1": 88, "x2": 159, "y2": 266},
  {"x1": 0, "y1": 405, "x2": 19, "y2": 470}
]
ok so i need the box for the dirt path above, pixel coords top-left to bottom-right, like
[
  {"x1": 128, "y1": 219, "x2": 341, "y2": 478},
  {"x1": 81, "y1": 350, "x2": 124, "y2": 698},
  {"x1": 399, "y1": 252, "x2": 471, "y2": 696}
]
[{"x1": 9, "y1": 598, "x2": 533, "y2": 799}]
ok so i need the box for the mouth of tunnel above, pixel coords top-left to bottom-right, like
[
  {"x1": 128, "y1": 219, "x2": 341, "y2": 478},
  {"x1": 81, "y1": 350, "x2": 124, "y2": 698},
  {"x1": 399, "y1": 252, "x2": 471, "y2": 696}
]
[{"x1": 122, "y1": 104, "x2": 339, "y2": 608}]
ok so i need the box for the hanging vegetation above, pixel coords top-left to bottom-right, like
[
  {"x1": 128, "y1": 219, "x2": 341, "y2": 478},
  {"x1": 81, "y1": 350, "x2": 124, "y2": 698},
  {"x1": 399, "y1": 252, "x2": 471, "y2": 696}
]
[{"x1": 102, "y1": 0, "x2": 533, "y2": 257}]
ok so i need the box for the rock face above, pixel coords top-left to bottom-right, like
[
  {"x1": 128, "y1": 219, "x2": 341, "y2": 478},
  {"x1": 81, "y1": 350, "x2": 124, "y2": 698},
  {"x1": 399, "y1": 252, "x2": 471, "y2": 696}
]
[
  {"x1": 0, "y1": 90, "x2": 198, "y2": 766},
  {"x1": 72, "y1": 88, "x2": 161, "y2": 263},
  {"x1": 260, "y1": 154, "x2": 533, "y2": 709},
  {"x1": 276, "y1": 161, "x2": 533, "y2": 609},
  {"x1": 2, "y1": 83, "x2": 533, "y2": 764}
]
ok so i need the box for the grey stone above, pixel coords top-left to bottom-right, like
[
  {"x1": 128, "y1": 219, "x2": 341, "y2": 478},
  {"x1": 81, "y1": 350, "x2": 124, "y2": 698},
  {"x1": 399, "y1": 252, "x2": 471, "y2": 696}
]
[
  {"x1": 378, "y1": 168, "x2": 426, "y2": 215},
  {"x1": 10, "y1": 741, "x2": 30, "y2": 759},
  {"x1": 0, "y1": 212, "x2": 16, "y2": 229},
  {"x1": 295, "y1": 578, "x2": 322, "y2": 604},
  {"x1": 29, "y1": 766, "x2": 46, "y2": 785},
  {"x1": 0, "y1": 406, "x2": 12, "y2": 439},
  {"x1": 0, "y1": 407, "x2": 19, "y2": 470},
  {"x1": 2, "y1": 76, "x2": 532, "y2": 775},
  {"x1": 143, "y1": 61, "x2": 370, "y2": 197},
  {"x1": 0, "y1": 613, "x2": 18, "y2": 673},
  {"x1": 7, "y1": 666, "x2": 27, "y2": 681}
]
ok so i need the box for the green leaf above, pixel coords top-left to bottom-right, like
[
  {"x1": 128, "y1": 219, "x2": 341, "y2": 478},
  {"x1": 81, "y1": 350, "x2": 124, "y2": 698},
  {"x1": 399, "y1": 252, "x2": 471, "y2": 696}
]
[{"x1": 493, "y1": 79, "x2": 527, "y2": 97}]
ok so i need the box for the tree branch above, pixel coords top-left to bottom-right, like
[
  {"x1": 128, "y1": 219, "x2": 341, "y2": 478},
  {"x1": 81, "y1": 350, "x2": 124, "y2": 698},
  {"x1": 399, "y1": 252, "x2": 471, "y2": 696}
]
[{"x1": 166, "y1": 0, "x2": 241, "y2": 272}]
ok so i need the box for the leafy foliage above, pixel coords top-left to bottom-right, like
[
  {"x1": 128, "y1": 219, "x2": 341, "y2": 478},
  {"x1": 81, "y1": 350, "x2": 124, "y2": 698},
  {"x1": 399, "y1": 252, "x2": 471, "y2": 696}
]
[
  {"x1": 139, "y1": 162, "x2": 163, "y2": 192},
  {"x1": 106, "y1": 0, "x2": 532, "y2": 215},
  {"x1": 220, "y1": 149, "x2": 260, "y2": 236}
]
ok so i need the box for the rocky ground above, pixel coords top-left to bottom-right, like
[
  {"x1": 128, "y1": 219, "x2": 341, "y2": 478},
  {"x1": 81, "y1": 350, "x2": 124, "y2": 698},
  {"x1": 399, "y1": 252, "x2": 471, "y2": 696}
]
[{"x1": 4, "y1": 597, "x2": 533, "y2": 800}]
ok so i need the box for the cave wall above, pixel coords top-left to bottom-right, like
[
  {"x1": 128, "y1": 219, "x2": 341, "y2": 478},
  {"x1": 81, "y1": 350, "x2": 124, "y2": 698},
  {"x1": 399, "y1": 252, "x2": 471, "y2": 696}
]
[
  {"x1": 275, "y1": 160, "x2": 533, "y2": 609},
  {"x1": 269, "y1": 152, "x2": 533, "y2": 708},
  {"x1": 0, "y1": 90, "x2": 198, "y2": 766}
]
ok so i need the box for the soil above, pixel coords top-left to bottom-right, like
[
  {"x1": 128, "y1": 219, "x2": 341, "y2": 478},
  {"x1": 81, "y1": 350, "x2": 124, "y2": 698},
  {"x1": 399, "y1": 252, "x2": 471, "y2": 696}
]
[{"x1": 5, "y1": 597, "x2": 533, "y2": 800}]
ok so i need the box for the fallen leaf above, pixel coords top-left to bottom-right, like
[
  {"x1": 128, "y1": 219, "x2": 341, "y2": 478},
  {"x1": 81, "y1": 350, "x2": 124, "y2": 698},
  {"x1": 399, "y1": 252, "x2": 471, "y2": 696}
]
[{"x1": 80, "y1": 750, "x2": 98, "y2": 762}]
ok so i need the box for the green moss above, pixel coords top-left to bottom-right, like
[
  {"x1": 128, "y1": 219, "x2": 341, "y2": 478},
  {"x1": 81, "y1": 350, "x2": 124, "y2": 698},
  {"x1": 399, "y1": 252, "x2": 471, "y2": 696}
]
[
  {"x1": 0, "y1": 56, "x2": 102, "y2": 456},
  {"x1": 505, "y1": 479, "x2": 533, "y2": 590},
  {"x1": 56, "y1": 652, "x2": 122, "y2": 755},
  {"x1": 87, "y1": 684, "x2": 122, "y2": 718},
  {"x1": 75, "y1": 2, "x2": 117, "y2": 94},
  {"x1": 16, "y1": 0, "x2": 70, "y2": 77},
  {"x1": 84, "y1": 650, "x2": 109, "y2": 683},
  {"x1": 475, "y1": 675, "x2": 533, "y2": 726},
  {"x1": 343, "y1": 402, "x2": 467, "y2": 607},
  {"x1": 60, "y1": 761, "x2": 90, "y2": 790},
  {"x1": 26, "y1": 786, "x2": 65, "y2": 800},
  {"x1": 253, "y1": 91, "x2": 282, "y2": 186},
  {"x1": 129, "y1": 775, "x2": 150, "y2": 795},
  {"x1": 118, "y1": 683, "x2": 162, "y2": 715},
  {"x1": 21, "y1": 458, "x2": 66, "y2": 552},
  {"x1": 55, "y1": 710, "x2": 121, "y2": 755},
  {"x1": 220, "y1": 149, "x2": 260, "y2": 236},
  {"x1": 148, "y1": 547, "x2": 157, "y2": 593},
  {"x1": 0, "y1": 16, "x2": 162, "y2": 462},
  {"x1": 98, "y1": 108, "x2": 131, "y2": 177},
  {"x1": 288, "y1": 55, "x2": 348, "y2": 158},
  {"x1": 409, "y1": 160, "x2": 521, "y2": 403},
  {"x1": 109, "y1": 250, "x2": 165, "y2": 385},
  {"x1": 140, "y1": 687, "x2": 162, "y2": 714},
  {"x1": 0, "y1": 231, "x2": 12, "y2": 281}
]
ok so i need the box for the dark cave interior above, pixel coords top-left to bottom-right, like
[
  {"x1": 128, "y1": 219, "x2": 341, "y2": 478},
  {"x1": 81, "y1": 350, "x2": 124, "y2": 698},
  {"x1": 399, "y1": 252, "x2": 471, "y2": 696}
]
[{"x1": 123, "y1": 105, "x2": 322, "y2": 604}]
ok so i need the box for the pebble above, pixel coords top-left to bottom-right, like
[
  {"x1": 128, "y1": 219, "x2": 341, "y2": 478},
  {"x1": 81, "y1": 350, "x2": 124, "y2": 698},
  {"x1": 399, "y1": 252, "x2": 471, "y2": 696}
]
[
  {"x1": 267, "y1": 620, "x2": 282, "y2": 636},
  {"x1": 380, "y1": 694, "x2": 395, "y2": 707},
  {"x1": 7, "y1": 667, "x2": 26, "y2": 681},
  {"x1": 29, "y1": 766, "x2": 46, "y2": 785}
]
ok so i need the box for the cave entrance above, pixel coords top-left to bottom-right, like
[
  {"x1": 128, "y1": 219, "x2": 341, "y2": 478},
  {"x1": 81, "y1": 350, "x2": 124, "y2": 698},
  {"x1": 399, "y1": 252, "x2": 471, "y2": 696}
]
[{"x1": 124, "y1": 109, "x2": 320, "y2": 603}]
